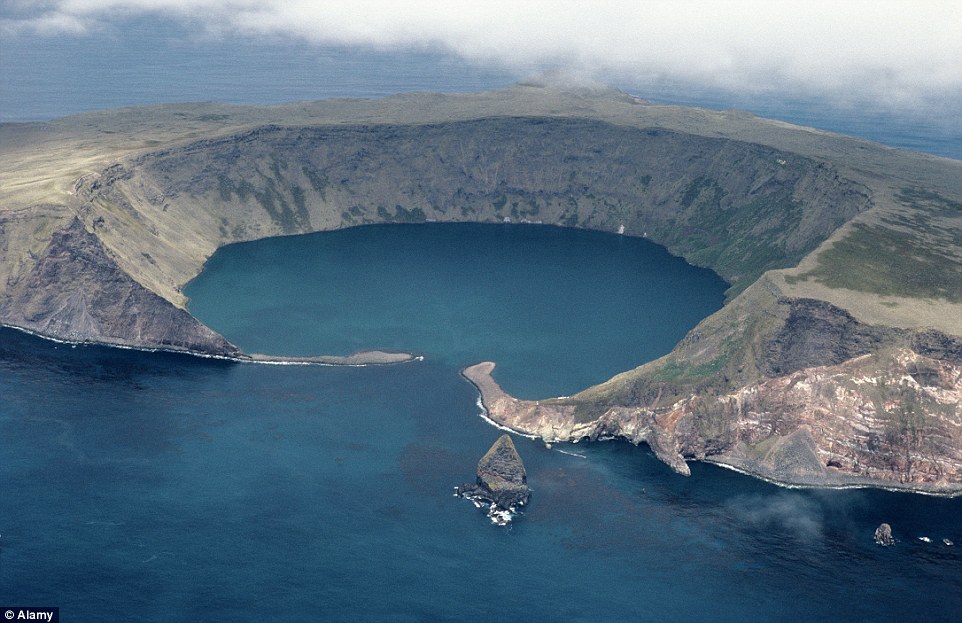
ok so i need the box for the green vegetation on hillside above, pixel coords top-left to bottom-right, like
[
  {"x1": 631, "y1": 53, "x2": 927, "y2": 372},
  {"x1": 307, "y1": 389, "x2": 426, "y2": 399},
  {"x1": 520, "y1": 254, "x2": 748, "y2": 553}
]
[
  {"x1": 679, "y1": 188, "x2": 806, "y2": 295},
  {"x1": 787, "y1": 188, "x2": 962, "y2": 301},
  {"x1": 376, "y1": 205, "x2": 427, "y2": 222}
]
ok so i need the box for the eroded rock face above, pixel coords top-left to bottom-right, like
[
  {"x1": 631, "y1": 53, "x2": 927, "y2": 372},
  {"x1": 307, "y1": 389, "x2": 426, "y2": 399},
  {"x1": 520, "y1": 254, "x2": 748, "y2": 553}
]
[
  {"x1": 762, "y1": 298, "x2": 891, "y2": 376},
  {"x1": 475, "y1": 434, "x2": 530, "y2": 509},
  {"x1": 0, "y1": 219, "x2": 239, "y2": 356},
  {"x1": 457, "y1": 434, "x2": 531, "y2": 524},
  {"x1": 704, "y1": 349, "x2": 962, "y2": 488},
  {"x1": 875, "y1": 523, "x2": 895, "y2": 546},
  {"x1": 460, "y1": 283, "x2": 962, "y2": 495},
  {"x1": 464, "y1": 345, "x2": 962, "y2": 493}
]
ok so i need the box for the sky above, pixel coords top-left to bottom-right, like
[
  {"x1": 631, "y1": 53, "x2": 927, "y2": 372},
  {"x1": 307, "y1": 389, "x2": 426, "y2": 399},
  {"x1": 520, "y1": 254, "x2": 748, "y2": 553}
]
[
  {"x1": 2, "y1": 0, "x2": 961, "y2": 158},
  {"x1": 3, "y1": 0, "x2": 960, "y2": 108}
]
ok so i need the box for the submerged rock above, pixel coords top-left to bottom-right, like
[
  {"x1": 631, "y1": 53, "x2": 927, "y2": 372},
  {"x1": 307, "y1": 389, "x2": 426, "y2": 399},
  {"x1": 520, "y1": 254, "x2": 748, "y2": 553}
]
[
  {"x1": 875, "y1": 523, "x2": 895, "y2": 546},
  {"x1": 457, "y1": 434, "x2": 531, "y2": 524}
]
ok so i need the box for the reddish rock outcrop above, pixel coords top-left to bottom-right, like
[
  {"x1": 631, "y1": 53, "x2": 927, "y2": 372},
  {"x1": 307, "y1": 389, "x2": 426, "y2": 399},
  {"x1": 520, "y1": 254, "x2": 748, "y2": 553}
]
[{"x1": 463, "y1": 348, "x2": 962, "y2": 493}]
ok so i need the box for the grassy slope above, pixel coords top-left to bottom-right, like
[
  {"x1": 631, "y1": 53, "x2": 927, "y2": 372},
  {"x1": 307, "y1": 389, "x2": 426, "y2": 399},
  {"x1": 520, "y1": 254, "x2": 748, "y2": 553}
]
[{"x1": 772, "y1": 186, "x2": 962, "y2": 335}]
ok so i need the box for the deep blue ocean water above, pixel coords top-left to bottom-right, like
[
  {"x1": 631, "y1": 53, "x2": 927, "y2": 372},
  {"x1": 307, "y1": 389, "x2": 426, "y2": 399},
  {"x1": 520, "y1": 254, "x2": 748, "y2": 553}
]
[
  {"x1": 2, "y1": 26, "x2": 961, "y2": 621},
  {"x1": 3, "y1": 225, "x2": 961, "y2": 622}
]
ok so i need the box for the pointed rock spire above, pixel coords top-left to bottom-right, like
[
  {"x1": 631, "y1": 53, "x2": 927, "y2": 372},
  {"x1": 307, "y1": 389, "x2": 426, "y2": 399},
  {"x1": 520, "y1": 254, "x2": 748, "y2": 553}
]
[{"x1": 457, "y1": 434, "x2": 531, "y2": 524}]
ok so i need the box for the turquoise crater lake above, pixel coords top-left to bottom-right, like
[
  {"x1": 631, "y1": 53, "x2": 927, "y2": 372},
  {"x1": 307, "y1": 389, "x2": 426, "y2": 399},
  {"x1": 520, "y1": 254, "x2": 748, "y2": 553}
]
[{"x1": 184, "y1": 223, "x2": 728, "y2": 398}]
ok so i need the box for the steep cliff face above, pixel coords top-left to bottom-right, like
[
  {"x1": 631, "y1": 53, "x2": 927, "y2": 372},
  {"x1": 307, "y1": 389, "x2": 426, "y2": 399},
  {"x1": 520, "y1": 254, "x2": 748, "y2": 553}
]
[
  {"x1": 693, "y1": 348, "x2": 962, "y2": 488},
  {"x1": 464, "y1": 293, "x2": 962, "y2": 493},
  {"x1": 458, "y1": 434, "x2": 531, "y2": 511},
  {"x1": 73, "y1": 118, "x2": 869, "y2": 308},
  {"x1": 0, "y1": 218, "x2": 239, "y2": 356}
]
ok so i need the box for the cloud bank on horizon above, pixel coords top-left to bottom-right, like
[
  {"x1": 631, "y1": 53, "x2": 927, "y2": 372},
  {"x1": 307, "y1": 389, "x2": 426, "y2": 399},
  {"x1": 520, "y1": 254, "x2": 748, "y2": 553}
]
[{"x1": 4, "y1": 0, "x2": 961, "y2": 107}]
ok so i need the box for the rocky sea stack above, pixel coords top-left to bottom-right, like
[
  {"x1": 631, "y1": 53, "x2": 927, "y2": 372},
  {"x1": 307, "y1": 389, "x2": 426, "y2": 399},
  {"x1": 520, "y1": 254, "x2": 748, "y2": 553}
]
[
  {"x1": 457, "y1": 434, "x2": 531, "y2": 524},
  {"x1": 875, "y1": 523, "x2": 895, "y2": 546}
]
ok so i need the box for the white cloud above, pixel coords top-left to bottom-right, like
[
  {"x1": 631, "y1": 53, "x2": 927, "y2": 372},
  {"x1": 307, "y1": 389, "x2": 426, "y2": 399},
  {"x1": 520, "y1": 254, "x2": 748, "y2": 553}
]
[
  {"x1": 2, "y1": 11, "x2": 89, "y2": 34},
  {"x1": 3, "y1": 0, "x2": 961, "y2": 104}
]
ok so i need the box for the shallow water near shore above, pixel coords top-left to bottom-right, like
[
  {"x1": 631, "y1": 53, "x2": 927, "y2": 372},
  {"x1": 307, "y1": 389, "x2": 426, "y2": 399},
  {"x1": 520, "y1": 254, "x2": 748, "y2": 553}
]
[{"x1": 2, "y1": 224, "x2": 961, "y2": 622}]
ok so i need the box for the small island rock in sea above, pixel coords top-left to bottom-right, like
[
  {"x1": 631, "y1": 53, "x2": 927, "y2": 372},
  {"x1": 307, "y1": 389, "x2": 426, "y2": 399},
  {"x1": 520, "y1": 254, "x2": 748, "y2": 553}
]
[
  {"x1": 875, "y1": 523, "x2": 895, "y2": 546},
  {"x1": 456, "y1": 434, "x2": 531, "y2": 525}
]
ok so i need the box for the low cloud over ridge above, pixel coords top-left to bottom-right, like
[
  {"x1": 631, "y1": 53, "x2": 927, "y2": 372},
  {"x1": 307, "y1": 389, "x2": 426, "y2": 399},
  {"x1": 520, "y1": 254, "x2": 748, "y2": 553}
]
[{"x1": 3, "y1": 1, "x2": 961, "y2": 106}]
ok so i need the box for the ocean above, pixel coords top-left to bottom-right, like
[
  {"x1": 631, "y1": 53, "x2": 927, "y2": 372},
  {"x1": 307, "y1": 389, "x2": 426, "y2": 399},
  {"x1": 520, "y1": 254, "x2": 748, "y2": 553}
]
[
  {"x1": 1, "y1": 27, "x2": 961, "y2": 622},
  {"x1": 3, "y1": 225, "x2": 961, "y2": 622}
]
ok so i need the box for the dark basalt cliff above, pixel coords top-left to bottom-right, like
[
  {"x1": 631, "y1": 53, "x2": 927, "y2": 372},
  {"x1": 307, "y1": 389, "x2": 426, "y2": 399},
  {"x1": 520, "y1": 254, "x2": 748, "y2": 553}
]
[
  {"x1": 2, "y1": 85, "x2": 960, "y2": 492},
  {"x1": 0, "y1": 218, "x2": 239, "y2": 356},
  {"x1": 96, "y1": 118, "x2": 868, "y2": 295},
  {"x1": 457, "y1": 434, "x2": 531, "y2": 522}
]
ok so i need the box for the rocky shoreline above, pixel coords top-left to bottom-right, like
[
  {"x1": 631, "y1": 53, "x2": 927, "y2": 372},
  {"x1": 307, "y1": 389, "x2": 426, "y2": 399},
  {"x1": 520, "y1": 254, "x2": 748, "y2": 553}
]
[{"x1": 461, "y1": 360, "x2": 962, "y2": 496}]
